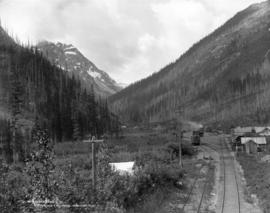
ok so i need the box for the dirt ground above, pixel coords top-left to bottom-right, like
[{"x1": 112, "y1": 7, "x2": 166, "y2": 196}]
[
  {"x1": 156, "y1": 157, "x2": 214, "y2": 213},
  {"x1": 237, "y1": 154, "x2": 270, "y2": 212},
  {"x1": 155, "y1": 133, "x2": 216, "y2": 213}
]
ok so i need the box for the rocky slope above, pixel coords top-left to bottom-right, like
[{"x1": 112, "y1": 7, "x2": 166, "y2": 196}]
[
  {"x1": 37, "y1": 41, "x2": 122, "y2": 97},
  {"x1": 110, "y1": 1, "x2": 270, "y2": 128}
]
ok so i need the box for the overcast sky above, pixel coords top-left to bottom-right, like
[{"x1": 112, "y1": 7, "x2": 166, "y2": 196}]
[{"x1": 0, "y1": 0, "x2": 264, "y2": 84}]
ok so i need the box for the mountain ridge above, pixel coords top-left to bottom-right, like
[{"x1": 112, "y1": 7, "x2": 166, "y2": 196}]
[
  {"x1": 110, "y1": 1, "x2": 270, "y2": 128},
  {"x1": 37, "y1": 41, "x2": 122, "y2": 97}
]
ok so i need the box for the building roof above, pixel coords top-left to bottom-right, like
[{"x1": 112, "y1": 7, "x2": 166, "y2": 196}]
[
  {"x1": 234, "y1": 126, "x2": 270, "y2": 135},
  {"x1": 234, "y1": 127, "x2": 254, "y2": 135},
  {"x1": 241, "y1": 137, "x2": 267, "y2": 145},
  {"x1": 254, "y1": 127, "x2": 270, "y2": 133},
  {"x1": 258, "y1": 128, "x2": 270, "y2": 136}
]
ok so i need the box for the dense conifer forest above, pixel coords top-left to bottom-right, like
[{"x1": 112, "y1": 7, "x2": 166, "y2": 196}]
[{"x1": 0, "y1": 29, "x2": 120, "y2": 163}]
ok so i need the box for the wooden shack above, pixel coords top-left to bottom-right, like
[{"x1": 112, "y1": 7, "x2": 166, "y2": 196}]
[{"x1": 241, "y1": 137, "x2": 267, "y2": 154}]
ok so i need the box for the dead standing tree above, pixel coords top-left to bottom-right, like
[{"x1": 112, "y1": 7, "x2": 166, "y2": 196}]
[
  {"x1": 10, "y1": 66, "x2": 23, "y2": 163},
  {"x1": 176, "y1": 107, "x2": 184, "y2": 168}
]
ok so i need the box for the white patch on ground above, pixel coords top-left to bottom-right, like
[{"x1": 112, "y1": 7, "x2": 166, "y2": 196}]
[
  {"x1": 64, "y1": 45, "x2": 75, "y2": 51},
  {"x1": 109, "y1": 162, "x2": 135, "y2": 175},
  {"x1": 57, "y1": 65, "x2": 66, "y2": 70},
  {"x1": 87, "y1": 69, "x2": 101, "y2": 79},
  {"x1": 65, "y1": 51, "x2": 76, "y2": 55},
  {"x1": 117, "y1": 82, "x2": 128, "y2": 88}
]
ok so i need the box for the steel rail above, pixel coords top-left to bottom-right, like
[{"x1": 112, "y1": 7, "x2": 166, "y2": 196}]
[
  {"x1": 182, "y1": 145, "x2": 214, "y2": 213},
  {"x1": 220, "y1": 138, "x2": 226, "y2": 213},
  {"x1": 181, "y1": 164, "x2": 207, "y2": 212},
  {"x1": 220, "y1": 137, "x2": 241, "y2": 213},
  {"x1": 196, "y1": 166, "x2": 212, "y2": 213}
]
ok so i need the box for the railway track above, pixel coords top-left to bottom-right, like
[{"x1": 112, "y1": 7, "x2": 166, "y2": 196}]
[
  {"x1": 181, "y1": 149, "x2": 213, "y2": 213},
  {"x1": 201, "y1": 142, "x2": 220, "y2": 153},
  {"x1": 220, "y1": 138, "x2": 226, "y2": 213},
  {"x1": 199, "y1": 137, "x2": 241, "y2": 213},
  {"x1": 220, "y1": 137, "x2": 241, "y2": 213},
  {"x1": 196, "y1": 167, "x2": 212, "y2": 213},
  {"x1": 181, "y1": 164, "x2": 205, "y2": 212},
  {"x1": 182, "y1": 136, "x2": 241, "y2": 213}
]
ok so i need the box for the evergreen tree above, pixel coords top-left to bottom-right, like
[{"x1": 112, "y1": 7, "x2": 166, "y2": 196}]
[
  {"x1": 25, "y1": 125, "x2": 57, "y2": 201},
  {"x1": 0, "y1": 35, "x2": 118, "y2": 156}
]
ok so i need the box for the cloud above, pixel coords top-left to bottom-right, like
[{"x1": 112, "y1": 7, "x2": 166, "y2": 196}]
[{"x1": 0, "y1": 0, "x2": 264, "y2": 84}]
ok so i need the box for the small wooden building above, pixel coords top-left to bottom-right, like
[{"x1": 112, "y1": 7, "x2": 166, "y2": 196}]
[
  {"x1": 234, "y1": 127, "x2": 254, "y2": 136},
  {"x1": 233, "y1": 126, "x2": 270, "y2": 136},
  {"x1": 241, "y1": 137, "x2": 267, "y2": 154}
]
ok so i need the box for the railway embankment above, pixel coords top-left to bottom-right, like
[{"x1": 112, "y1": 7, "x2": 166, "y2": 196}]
[{"x1": 237, "y1": 154, "x2": 270, "y2": 212}]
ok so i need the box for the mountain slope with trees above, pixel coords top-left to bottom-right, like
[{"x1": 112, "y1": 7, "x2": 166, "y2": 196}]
[
  {"x1": 110, "y1": 1, "x2": 270, "y2": 129},
  {"x1": 0, "y1": 26, "x2": 120, "y2": 163},
  {"x1": 37, "y1": 41, "x2": 122, "y2": 97}
]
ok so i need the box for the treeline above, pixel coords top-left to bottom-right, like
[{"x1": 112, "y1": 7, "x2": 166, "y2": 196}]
[{"x1": 0, "y1": 36, "x2": 120, "y2": 163}]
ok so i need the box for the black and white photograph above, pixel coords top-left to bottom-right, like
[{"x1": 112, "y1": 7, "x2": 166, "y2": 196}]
[{"x1": 0, "y1": 0, "x2": 269, "y2": 212}]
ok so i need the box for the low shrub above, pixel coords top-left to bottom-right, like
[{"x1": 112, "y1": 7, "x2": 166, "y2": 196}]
[
  {"x1": 0, "y1": 129, "x2": 186, "y2": 212},
  {"x1": 100, "y1": 162, "x2": 184, "y2": 210},
  {"x1": 0, "y1": 163, "x2": 29, "y2": 213},
  {"x1": 182, "y1": 143, "x2": 196, "y2": 156},
  {"x1": 142, "y1": 161, "x2": 184, "y2": 187},
  {"x1": 165, "y1": 142, "x2": 195, "y2": 158}
]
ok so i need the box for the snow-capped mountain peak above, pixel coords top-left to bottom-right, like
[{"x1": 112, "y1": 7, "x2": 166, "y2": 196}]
[{"x1": 37, "y1": 41, "x2": 123, "y2": 96}]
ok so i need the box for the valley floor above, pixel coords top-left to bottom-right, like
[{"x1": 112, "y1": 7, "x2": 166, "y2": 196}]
[
  {"x1": 200, "y1": 134, "x2": 262, "y2": 213},
  {"x1": 152, "y1": 133, "x2": 263, "y2": 213},
  {"x1": 8, "y1": 127, "x2": 266, "y2": 213}
]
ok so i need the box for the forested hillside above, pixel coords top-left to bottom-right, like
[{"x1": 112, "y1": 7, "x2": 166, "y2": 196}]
[
  {"x1": 0, "y1": 26, "x2": 119, "y2": 163},
  {"x1": 110, "y1": 1, "x2": 270, "y2": 129}
]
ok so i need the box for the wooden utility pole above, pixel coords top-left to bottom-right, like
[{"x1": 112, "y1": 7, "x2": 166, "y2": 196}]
[
  {"x1": 178, "y1": 130, "x2": 183, "y2": 168},
  {"x1": 11, "y1": 119, "x2": 19, "y2": 163},
  {"x1": 91, "y1": 141, "x2": 96, "y2": 188},
  {"x1": 83, "y1": 137, "x2": 104, "y2": 190}
]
